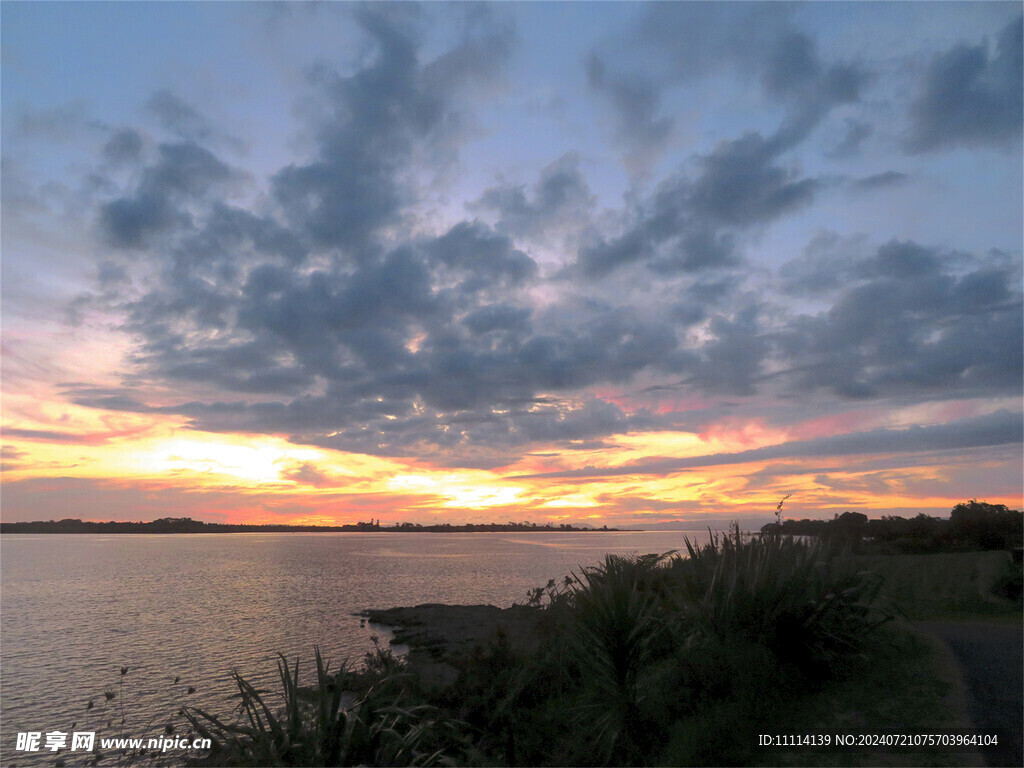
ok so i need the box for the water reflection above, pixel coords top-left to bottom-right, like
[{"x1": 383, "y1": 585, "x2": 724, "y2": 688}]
[{"x1": 0, "y1": 530, "x2": 707, "y2": 764}]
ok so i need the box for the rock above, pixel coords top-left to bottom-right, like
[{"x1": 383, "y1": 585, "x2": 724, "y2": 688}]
[{"x1": 362, "y1": 603, "x2": 545, "y2": 662}]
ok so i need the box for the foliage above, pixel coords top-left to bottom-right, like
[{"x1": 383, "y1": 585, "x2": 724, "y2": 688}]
[
  {"x1": 991, "y1": 555, "x2": 1024, "y2": 601},
  {"x1": 672, "y1": 525, "x2": 892, "y2": 672},
  {"x1": 444, "y1": 529, "x2": 896, "y2": 766},
  {"x1": 567, "y1": 553, "x2": 669, "y2": 764},
  {"x1": 181, "y1": 648, "x2": 471, "y2": 767},
  {"x1": 949, "y1": 499, "x2": 1023, "y2": 551},
  {"x1": 761, "y1": 500, "x2": 1023, "y2": 555}
]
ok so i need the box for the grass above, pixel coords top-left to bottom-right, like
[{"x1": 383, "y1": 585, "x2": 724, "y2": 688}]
[
  {"x1": 855, "y1": 550, "x2": 1021, "y2": 619},
  {"x1": 745, "y1": 622, "x2": 983, "y2": 767}
]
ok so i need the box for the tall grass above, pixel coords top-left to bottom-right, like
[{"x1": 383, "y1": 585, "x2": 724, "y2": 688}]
[
  {"x1": 568, "y1": 553, "x2": 668, "y2": 764},
  {"x1": 671, "y1": 526, "x2": 892, "y2": 671},
  {"x1": 182, "y1": 647, "x2": 469, "y2": 766},
  {"x1": 534, "y1": 528, "x2": 894, "y2": 764}
]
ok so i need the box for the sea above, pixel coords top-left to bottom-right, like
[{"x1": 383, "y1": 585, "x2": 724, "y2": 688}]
[{"x1": 0, "y1": 530, "x2": 711, "y2": 765}]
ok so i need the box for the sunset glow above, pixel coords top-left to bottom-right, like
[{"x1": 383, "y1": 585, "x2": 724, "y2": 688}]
[{"x1": 2, "y1": 3, "x2": 1021, "y2": 528}]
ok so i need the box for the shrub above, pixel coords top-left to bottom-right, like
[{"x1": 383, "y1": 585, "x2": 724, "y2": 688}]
[
  {"x1": 991, "y1": 555, "x2": 1023, "y2": 601},
  {"x1": 182, "y1": 648, "x2": 470, "y2": 766},
  {"x1": 669, "y1": 525, "x2": 892, "y2": 675},
  {"x1": 567, "y1": 553, "x2": 671, "y2": 764}
]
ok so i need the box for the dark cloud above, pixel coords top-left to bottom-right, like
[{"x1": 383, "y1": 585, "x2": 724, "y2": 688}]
[
  {"x1": 0, "y1": 446, "x2": 29, "y2": 473},
  {"x1": 689, "y1": 305, "x2": 768, "y2": 397},
  {"x1": 100, "y1": 142, "x2": 235, "y2": 248},
  {"x1": 75, "y1": 262, "x2": 687, "y2": 459},
  {"x1": 589, "y1": 4, "x2": 866, "y2": 169},
  {"x1": 850, "y1": 171, "x2": 908, "y2": 192},
  {"x1": 15, "y1": 100, "x2": 91, "y2": 141},
  {"x1": 774, "y1": 240, "x2": 1023, "y2": 399},
  {"x1": 577, "y1": 131, "x2": 815, "y2": 278},
  {"x1": 425, "y1": 221, "x2": 537, "y2": 289},
  {"x1": 148, "y1": 90, "x2": 215, "y2": 143},
  {"x1": 473, "y1": 154, "x2": 595, "y2": 239},
  {"x1": 2, "y1": 428, "x2": 85, "y2": 443},
  {"x1": 778, "y1": 231, "x2": 870, "y2": 296},
  {"x1": 515, "y1": 409, "x2": 1023, "y2": 480},
  {"x1": 907, "y1": 15, "x2": 1023, "y2": 152},
  {"x1": 828, "y1": 119, "x2": 873, "y2": 158},
  {"x1": 760, "y1": 32, "x2": 867, "y2": 151},
  {"x1": 586, "y1": 54, "x2": 673, "y2": 173},
  {"x1": 635, "y1": 2, "x2": 794, "y2": 81},
  {"x1": 690, "y1": 132, "x2": 818, "y2": 226},
  {"x1": 66, "y1": 7, "x2": 1021, "y2": 473},
  {"x1": 102, "y1": 129, "x2": 144, "y2": 165},
  {"x1": 272, "y1": 4, "x2": 512, "y2": 255},
  {"x1": 281, "y1": 461, "x2": 337, "y2": 488}
]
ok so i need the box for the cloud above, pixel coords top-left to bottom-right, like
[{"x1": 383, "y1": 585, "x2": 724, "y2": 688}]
[
  {"x1": 774, "y1": 240, "x2": 1023, "y2": 399},
  {"x1": 778, "y1": 231, "x2": 870, "y2": 296},
  {"x1": 689, "y1": 132, "x2": 818, "y2": 226},
  {"x1": 906, "y1": 15, "x2": 1023, "y2": 152},
  {"x1": 515, "y1": 409, "x2": 1022, "y2": 480},
  {"x1": 281, "y1": 461, "x2": 337, "y2": 488},
  {"x1": 56, "y1": 6, "x2": 1022, "y2": 476},
  {"x1": 587, "y1": 3, "x2": 867, "y2": 170},
  {"x1": 148, "y1": 90, "x2": 216, "y2": 143},
  {"x1": 688, "y1": 305, "x2": 768, "y2": 397},
  {"x1": 100, "y1": 142, "x2": 236, "y2": 248},
  {"x1": 2, "y1": 428, "x2": 84, "y2": 443},
  {"x1": 473, "y1": 154, "x2": 595, "y2": 239},
  {"x1": 850, "y1": 171, "x2": 908, "y2": 192},
  {"x1": 586, "y1": 54, "x2": 673, "y2": 175},
  {"x1": 271, "y1": 4, "x2": 513, "y2": 255},
  {"x1": 15, "y1": 100, "x2": 92, "y2": 142},
  {"x1": 424, "y1": 221, "x2": 537, "y2": 289},
  {"x1": 576, "y1": 131, "x2": 816, "y2": 278},
  {"x1": 102, "y1": 130, "x2": 144, "y2": 165},
  {"x1": 828, "y1": 119, "x2": 873, "y2": 158}
]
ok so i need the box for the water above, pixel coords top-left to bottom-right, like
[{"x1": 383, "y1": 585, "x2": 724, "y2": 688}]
[{"x1": 0, "y1": 530, "x2": 706, "y2": 763}]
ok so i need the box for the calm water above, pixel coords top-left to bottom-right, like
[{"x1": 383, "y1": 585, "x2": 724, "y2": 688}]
[{"x1": 0, "y1": 531, "x2": 706, "y2": 762}]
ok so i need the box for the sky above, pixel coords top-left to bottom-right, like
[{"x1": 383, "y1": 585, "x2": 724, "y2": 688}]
[{"x1": 2, "y1": 1, "x2": 1021, "y2": 529}]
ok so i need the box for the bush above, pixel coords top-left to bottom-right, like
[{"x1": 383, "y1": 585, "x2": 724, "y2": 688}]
[
  {"x1": 182, "y1": 648, "x2": 471, "y2": 766},
  {"x1": 669, "y1": 526, "x2": 892, "y2": 675},
  {"x1": 568, "y1": 553, "x2": 670, "y2": 764},
  {"x1": 991, "y1": 556, "x2": 1023, "y2": 601}
]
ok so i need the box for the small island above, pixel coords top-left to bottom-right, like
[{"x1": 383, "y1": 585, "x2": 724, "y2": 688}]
[{"x1": 0, "y1": 517, "x2": 620, "y2": 534}]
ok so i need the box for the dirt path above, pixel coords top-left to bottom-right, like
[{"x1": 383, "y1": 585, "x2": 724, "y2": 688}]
[{"x1": 917, "y1": 621, "x2": 1023, "y2": 767}]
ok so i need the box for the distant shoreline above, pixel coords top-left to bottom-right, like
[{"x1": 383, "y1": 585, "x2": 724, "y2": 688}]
[{"x1": 0, "y1": 518, "x2": 626, "y2": 534}]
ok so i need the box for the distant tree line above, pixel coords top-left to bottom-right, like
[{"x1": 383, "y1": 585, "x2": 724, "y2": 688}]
[
  {"x1": 0, "y1": 517, "x2": 614, "y2": 534},
  {"x1": 761, "y1": 500, "x2": 1023, "y2": 554}
]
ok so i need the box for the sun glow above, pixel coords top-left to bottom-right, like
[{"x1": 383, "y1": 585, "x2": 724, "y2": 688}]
[
  {"x1": 142, "y1": 437, "x2": 304, "y2": 484},
  {"x1": 387, "y1": 472, "x2": 523, "y2": 509}
]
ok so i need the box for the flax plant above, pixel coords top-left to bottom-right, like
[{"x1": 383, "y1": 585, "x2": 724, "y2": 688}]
[
  {"x1": 671, "y1": 525, "x2": 892, "y2": 672},
  {"x1": 182, "y1": 647, "x2": 467, "y2": 766},
  {"x1": 568, "y1": 553, "x2": 671, "y2": 764}
]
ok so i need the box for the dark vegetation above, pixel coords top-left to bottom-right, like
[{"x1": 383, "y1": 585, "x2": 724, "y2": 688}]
[
  {"x1": 761, "y1": 500, "x2": 1022, "y2": 557},
  {"x1": 0, "y1": 518, "x2": 615, "y2": 534}
]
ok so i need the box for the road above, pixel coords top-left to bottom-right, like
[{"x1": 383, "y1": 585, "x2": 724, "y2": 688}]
[{"x1": 918, "y1": 620, "x2": 1023, "y2": 768}]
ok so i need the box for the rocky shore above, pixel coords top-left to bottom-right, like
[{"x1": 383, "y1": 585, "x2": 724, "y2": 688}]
[{"x1": 362, "y1": 603, "x2": 544, "y2": 662}]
